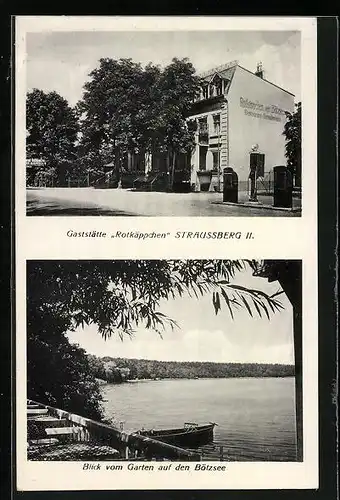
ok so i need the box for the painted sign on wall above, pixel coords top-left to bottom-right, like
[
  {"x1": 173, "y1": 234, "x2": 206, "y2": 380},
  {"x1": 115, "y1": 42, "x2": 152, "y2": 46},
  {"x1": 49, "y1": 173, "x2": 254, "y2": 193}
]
[{"x1": 239, "y1": 97, "x2": 287, "y2": 122}]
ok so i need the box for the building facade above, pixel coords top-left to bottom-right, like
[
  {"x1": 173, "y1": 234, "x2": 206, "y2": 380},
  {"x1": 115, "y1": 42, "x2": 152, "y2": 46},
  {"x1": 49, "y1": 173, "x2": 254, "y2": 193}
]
[{"x1": 189, "y1": 61, "x2": 295, "y2": 192}]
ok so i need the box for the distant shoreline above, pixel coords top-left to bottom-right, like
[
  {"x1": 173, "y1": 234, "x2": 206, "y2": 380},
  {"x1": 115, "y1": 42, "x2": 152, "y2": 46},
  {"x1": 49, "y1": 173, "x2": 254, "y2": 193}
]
[
  {"x1": 98, "y1": 375, "x2": 295, "y2": 386},
  {"x1": 89, "y1": 356, "x2": 295, "y2": 385}
]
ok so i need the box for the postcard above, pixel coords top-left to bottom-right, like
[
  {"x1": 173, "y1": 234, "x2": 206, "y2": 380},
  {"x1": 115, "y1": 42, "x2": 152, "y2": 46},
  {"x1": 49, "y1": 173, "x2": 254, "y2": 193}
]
[{"x1": 15, "y1": 16, "x2": 318, "y2": 491}]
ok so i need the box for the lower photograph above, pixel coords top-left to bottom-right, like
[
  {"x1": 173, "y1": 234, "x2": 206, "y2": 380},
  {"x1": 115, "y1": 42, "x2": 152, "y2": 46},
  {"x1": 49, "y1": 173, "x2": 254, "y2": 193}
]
[{"x1": 26, "y1": 259, "x2": 302, "y2": 463}]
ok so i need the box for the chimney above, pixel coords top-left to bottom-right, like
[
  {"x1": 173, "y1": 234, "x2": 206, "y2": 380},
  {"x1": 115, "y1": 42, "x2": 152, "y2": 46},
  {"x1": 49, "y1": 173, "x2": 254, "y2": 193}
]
[{"x1": 255, "y1": 62, "x2": 263, "y2": 79}]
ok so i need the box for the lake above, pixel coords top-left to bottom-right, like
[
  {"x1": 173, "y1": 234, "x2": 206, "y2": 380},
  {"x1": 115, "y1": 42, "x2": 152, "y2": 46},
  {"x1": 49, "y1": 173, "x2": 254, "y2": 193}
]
[{"x1": 102, "y1": 377, "x2": 297, "y2": 462}]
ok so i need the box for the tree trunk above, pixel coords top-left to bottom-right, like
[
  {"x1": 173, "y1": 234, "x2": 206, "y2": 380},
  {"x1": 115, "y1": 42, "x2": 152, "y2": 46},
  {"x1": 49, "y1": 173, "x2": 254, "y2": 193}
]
[
  {"x1": 293, "y1": 302, "x2": 303, "y2": 462},
  {"x1": 257, "y1": 260, "x2": 303, "y2": 462},
  {"x1": 274, "y1": 261, "x2": 303, "y2": 462}
]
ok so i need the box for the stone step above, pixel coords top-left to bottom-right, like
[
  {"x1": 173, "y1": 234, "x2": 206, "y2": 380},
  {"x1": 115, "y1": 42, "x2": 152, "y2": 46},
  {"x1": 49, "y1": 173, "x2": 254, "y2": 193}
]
[
  {"x1": 29, "y1": 438, "x2": 59, "y2": 446},
  {"x1": 32, "y1": 416, "x2": 64, "y2": 422},
  {"x1": 27, "y1": 408, "x2": 48, "y2": 415},
  {"x1": 45, "y1": 426, "x2": 84, "y2": 436},
  {"x1": 32, "y1": 417, "x2": 69, "y2": 429}
]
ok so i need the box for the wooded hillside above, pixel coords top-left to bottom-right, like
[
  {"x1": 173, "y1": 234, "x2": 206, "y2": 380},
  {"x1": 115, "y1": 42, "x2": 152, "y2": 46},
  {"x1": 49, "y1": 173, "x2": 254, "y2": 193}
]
[{"x1": 87, "y1": 355, "x2": 294, "y2": 383}]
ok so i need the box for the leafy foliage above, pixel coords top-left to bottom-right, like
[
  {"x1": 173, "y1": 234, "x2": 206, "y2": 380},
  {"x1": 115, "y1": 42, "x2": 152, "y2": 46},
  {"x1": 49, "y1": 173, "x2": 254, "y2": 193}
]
[
  {"x1": 26, "y1": 58, "x2": 202, "y2": 189},
  {"x1": 28, "y1": 260, "x2": 283, "y2": 341},
  {"x1": 154, "y1": 58, "x2": 201, "y2": 151},
  {"x1": 77, "y1": 59, "x2": 154, "y2": 164},
  {"x1": 76, "y1": 57, "x2": 201, "y2": 187},
  {"x1": 87, "y1": 355, "x2": 131, "y2": 383},
  {"x1": 27, "y1": 308, "x2": 103, "y2": 420},
  {"x1": 26, "y1": 89, "x2": 79, "y2": 184},
  {"x1": 88, "y1": 356, "x2": 294, "y2": 383},
  {"x1": 283, "y1": 102, "x2": 301, "y2": 184}
]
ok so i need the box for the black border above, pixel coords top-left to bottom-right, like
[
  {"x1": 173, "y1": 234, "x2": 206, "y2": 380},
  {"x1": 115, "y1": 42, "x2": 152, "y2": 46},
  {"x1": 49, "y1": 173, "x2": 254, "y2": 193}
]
[
  {"x1": 2, "y1": 13, "x2": 338, "y2": 500},
  {"x1": 316, "y1": 15, "x2": 338, "y2": 500},
  {"x1": 1, "y1": 8, "x2": 13, "y2": 500}
]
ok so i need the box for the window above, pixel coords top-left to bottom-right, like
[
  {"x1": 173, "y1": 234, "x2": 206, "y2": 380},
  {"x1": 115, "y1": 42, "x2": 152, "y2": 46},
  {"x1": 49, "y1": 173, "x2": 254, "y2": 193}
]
[
  {"x1": 209, "y1": 84, "x2": 215, "y2": 98},
  {"x1": 202, "y1": 86, "x2": 209, "y2": 100},
  {"x1": 198, "y1": 117, "x2": 208, "y2": 133},
  {"x1": 213, "y1": 114, "x2": 221, "y2": 135},
  {"x1": 198, "y1": 118, "x2": 208, "y2": 144},
  {"x1": 209, "y1": 75, "x2": 223, "y2": 97},
  {"x1": 215, "y1": 80, "x2": 223, "y2": 96}
]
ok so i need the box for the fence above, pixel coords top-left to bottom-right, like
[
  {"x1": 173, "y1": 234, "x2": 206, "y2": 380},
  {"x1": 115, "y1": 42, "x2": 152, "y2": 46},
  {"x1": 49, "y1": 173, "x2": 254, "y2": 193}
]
[
  {"x1": 256, "y1": 170, "x2": 274, "y2": 194},
  {"x1": 28, "y1": 400, "x2": 201, "y2": 461},
  {"x1": 67, "y1": 176, "x2": 90, "y2": 188}
]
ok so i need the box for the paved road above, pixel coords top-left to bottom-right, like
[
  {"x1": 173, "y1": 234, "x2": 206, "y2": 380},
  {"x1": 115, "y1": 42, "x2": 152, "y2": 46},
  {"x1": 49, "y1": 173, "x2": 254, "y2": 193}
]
[{"x1": 26, "y1": 188, "x2": 301, "y2": 217}]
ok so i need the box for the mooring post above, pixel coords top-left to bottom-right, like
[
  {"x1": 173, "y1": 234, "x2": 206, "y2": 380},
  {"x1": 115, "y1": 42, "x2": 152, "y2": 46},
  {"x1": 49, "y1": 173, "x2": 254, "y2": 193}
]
[{"x1": 219, "y1": 446, "x2": 224, "y2": 461}]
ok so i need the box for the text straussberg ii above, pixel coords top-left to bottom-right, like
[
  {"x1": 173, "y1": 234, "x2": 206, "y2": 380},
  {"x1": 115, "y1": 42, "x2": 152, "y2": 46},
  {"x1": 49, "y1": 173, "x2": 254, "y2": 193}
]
[{"x1": 175, "y1": 231, "x2": 242, "y2": 239}]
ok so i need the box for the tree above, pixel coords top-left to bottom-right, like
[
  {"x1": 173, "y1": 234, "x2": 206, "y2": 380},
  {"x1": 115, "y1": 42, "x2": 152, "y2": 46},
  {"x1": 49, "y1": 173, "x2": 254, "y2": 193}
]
[
  {"x1": 150, "y1": 58, "x2": 201, "y2": 190},
  {"x1": 77, "y1": 57, "x2": 201, "y2": 186},
  {"x1": 283, "y1": 102, "x2": 301, "y2": 188},
  {"x1": 87, "y1": 355, "x2": 294, "y2": 382},
  {"x1": 26, "y1": 89, "x2": 79, "y2": 185},
  {"x1": 77, "y1": 59, "x2": 161, "y2": 173},
  {"x1": 27, "y1": 307, "x2": 103, "y2": 420},
  {"x1": 87, "y1": 354, "x2": 107, "y2": 381}
]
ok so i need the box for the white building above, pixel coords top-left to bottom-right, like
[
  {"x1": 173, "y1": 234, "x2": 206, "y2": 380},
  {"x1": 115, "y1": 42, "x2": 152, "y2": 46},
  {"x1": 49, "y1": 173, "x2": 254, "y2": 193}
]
[{"x1": 189, "y1": 61, "x2": 295, "y2": 191}]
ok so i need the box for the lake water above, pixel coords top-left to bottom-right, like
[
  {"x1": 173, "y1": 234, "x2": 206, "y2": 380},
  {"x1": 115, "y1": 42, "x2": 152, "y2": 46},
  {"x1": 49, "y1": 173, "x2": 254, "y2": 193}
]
[{"x1": 102, "y1": 377, "x2": 297, "y2": 462}]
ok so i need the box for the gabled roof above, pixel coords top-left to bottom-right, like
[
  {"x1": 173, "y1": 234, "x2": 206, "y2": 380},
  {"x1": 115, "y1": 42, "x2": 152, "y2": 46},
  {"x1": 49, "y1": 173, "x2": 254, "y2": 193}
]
[
  {"x1": 237, "y1": 64, "x2": 295, "y2": 97},
  {"x1": 201, "y1": 65, "x2": 237, "y2": 85},
  {"x1": 199, "y1": 60, "x2": 294, "y2": 97},
  {"x1": 205, "y1": 72, "x2": 230, "y2": 84},
  {"x1": 199, "y1": 60, "x2": 238, "y2": 78}
]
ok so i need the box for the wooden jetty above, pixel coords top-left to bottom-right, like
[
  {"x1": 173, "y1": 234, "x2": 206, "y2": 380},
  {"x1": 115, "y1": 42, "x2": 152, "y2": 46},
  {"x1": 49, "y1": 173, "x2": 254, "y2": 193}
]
[{"x1": 27, "y1": 400, "x2": 202, "y2": 461}]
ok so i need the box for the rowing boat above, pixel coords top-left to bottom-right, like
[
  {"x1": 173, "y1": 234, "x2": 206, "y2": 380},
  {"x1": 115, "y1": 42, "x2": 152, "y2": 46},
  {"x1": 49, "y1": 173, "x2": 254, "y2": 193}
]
[{"x1": 137, "y1": 422, "x2": 216, "y2": 448}]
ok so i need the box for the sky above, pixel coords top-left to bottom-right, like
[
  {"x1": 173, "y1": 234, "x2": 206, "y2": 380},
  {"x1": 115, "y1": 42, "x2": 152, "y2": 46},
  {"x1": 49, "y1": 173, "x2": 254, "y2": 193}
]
[
  {"x1": 26, "y1": 30, "x2": 301, "y2": 106},
  {"x1": 67, "y1": 266, "x2": 294, "y2": 365}
]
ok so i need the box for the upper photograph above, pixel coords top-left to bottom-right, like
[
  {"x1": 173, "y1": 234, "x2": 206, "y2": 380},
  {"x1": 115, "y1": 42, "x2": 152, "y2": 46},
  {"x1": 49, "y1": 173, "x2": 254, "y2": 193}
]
[{"x1": 25, "y1": 29, "x2": 302, "y2": 216}]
